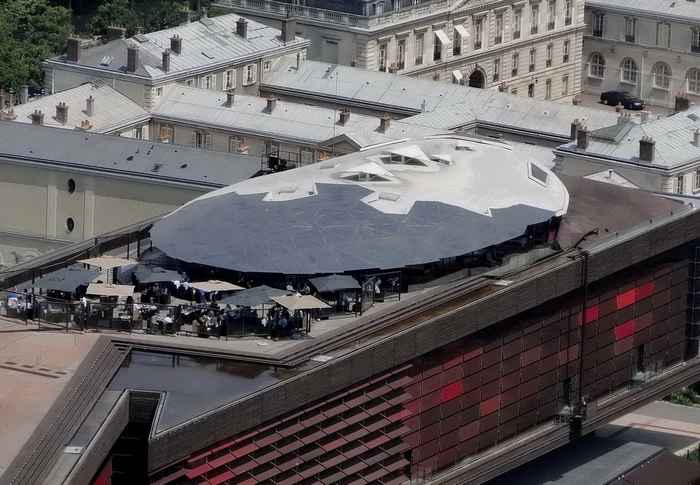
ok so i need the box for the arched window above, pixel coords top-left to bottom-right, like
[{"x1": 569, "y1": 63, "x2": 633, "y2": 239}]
[
  {"x1": 688, "y1": 68, "x2": 700, "y2": 94},
  {"x1": 620, "y1": 57, "x2": 638, "y2": 84},
  {"x1": 652, "y1": 62, "x2": 672, "y2": 89},
  {"x1": 589, "y1": 52, "x2": 605, "y2": 78}
]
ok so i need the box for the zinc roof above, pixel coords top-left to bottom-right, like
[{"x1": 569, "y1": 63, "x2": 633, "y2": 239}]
[
  {"x1": 0, "y1": 120, "x2": 261, "y2": 188},
  {"x1": 152, "y1": 84, "x2": 443, "y2": 148},
  {"x1": 7, "y1": 82, "x2": 148, "y2": 133},
  {"x1": 50, "y1": 14, "x2": 308, "y2": 80},
  {"x1": 264, "y1": 60, "x2": 619, "y2": 138},
  {"x1": 560, "y1": 106, "x2": 700, "y2": 169}
]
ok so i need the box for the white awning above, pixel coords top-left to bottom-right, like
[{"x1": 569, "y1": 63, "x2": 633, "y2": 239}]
[
  {"x1": 189, "y1": 280, "x2": 244, "y2": 292},
  {"x1": 454, "y1": 24, "x2": 469, "y2": 40},
  {"x1": 86, "y1": 283, "x2": 134, "y2": 298},
  {"x1": 434, "y1": 29, "x2": 450, "y2": 47},
  {"x1": 78, "y1": 256, "x2": 135, "y2": 270},
  {"x1": 271, "y1": 294, "x2": 330, "y2": 311},
  {"x1": 452, "y1": 70, "x2": 464, "y2": 83}
]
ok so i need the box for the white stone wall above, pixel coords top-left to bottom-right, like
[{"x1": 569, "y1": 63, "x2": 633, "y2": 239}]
[
  {"x1": 582, "y1": 6, "x2": 700, "y2": 108},
  {"x1": 226, "y1": 0, "x2": 586, "y2": 101}
]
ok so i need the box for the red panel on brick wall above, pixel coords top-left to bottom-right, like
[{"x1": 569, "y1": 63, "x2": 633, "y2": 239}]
[
  {"x1": 616, "y1": 289, "x2": 636, "y2": 309},
  {"x1": 479, "y1": 395, "x2": 500, "y2": 417},
  {"x1": 614, "y1": 320, "x2": 636, "y2": 341},
  {"x1": 636, "y1": 281, "x2": 655, "y2": 300},
  {"x1": 584, "y1": 305, "x2": 599, "y2": 324},
  {"x1": 441, "y1": 381, "x2": 464, "y2": 403}
]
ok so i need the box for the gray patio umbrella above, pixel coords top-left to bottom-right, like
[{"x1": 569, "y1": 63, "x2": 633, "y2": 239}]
[
  {"x1": 308, "y1": 274, "x2": 360, "y2": 293},
  {"x1": 219, "y1": 285, "x2": 289, "y2": 307},
  {"x1": 14, "y1": 266, "x2": 100, "y2": 293}
]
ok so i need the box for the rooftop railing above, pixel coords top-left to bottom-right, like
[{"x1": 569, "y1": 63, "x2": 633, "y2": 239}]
[{"x1": 215, "y1": 0, "x2": 453, "y2": 29}]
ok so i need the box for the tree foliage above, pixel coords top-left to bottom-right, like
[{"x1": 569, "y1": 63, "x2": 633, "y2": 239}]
[
  {"x1": 0, "y1": 0, "x2": 72, "y2": 90},
  {"x1": 90, "y1": 0, "x2": 211, "y2": 37}
]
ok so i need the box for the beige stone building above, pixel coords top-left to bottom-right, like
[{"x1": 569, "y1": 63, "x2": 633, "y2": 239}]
[
  {"x1": 583, "y1": 0, "x2": 700, "y2": 110},
  {"x1": 215, "y1": 0, "x2": 586, "y2": 101},
  {"x1": 0, "y1": 120, "x2": 259, "y2": 267}
]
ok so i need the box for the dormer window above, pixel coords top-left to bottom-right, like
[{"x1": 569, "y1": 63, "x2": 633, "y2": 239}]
[{"x1": 529, "y1": 162, "x2": 549, "y2": 186}]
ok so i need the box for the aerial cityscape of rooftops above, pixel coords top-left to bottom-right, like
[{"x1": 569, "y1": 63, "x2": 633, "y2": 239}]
[{"x1": 5, "y1": 1, "x2": 700, "y2": 485}]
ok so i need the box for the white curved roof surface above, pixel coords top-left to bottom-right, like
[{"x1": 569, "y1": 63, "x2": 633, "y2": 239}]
[{"x1": 151, "y1": 135, "x2": 569, "y2": 274}]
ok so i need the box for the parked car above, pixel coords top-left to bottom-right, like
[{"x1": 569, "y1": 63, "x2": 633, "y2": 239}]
[{"x1": 600, "y1": 91, "x2": 645, "y2": 110}]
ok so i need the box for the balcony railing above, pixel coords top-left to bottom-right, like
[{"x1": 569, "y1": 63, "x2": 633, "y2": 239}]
[
  {"x1": 531, "y1": 25, "x2": 539, "y2": 34},
  {"x1": 565, "y1": 16, "x2": 572, "y2": 25},
  {"x1": 474, "y1": 40, "x2": 482, "y2": 50},
  {"x1": 512, "y1": 68, "x2": 518, "y2": 77},
  {"x1": 494, "y1": 35, "x2": 502, "y2": 44},
  {"x1": 625, "y1": 34, "x2": 635, "y2": 43},
  {"x1": 563, "y1": 54, "x2": 569, "y2": 63},
  {"x1": 592, "y1": 29, "x2": 603, "y2": 37},
  {"x1": 513, "y1": 30, "x2": 521, "y2": 39},
  {"x1": 215, "y1": 0, "x2": 454, "y2": 29},
  {"x1": 692, "y1": 44, "x2": 700, "y2": 53},
  {"x1": 547, "y1": 21, "x2": 555, "y2": 30},
  {"x1": 529, "y1": 63, "x2": 535, "y2": 72}
]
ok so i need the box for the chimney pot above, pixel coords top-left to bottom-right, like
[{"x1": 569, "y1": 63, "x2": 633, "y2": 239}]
[
  {"x1": 265, "y1": 96, "x2": 277, "y2": 113},
  {"x1": 570, "y1": 119, "x2": 579, "y2": 140},
  {"x1": 693, "y1": 128, "x2": 700, "y2": 147},
  {"x1": 55, "y1": 102, "x2": 69, "y2": 125},
  {"x1": 162, "y1": 49, "x2": 171, "y2": 72},
  {"x1": 338, "y1": 108, "x2": 351, "y2": 125},
  {"x1": 30, "y1": 110, "x2": 43, "y2": 126},
  {"x1": 639, "y1": 136, "x2": 655, "y2": 162},
  {"x1": 85, "y1": 95, "x2": 95, "y2": 117},
  {"x1": 19, "y1": 85, "x2": 29, "y2": 105},
  {"x1": 66, "y1": 37, "x2": 81, "y2": 62},
  {"x1": 236, "y1": 18, "x2": 248, "y2": 39},
  {"x1": 127, "y1": 44, "x2": 139, "y2": 73},
  {"x1": 201, "y1": 7, "x2": 208, "y2": 18},
  {"x1": 576, "y1": 125, "x2": 589, "y2": 149},
  {"x1": 170, "y1": 35, "x2": 182, "y2": 55},
  {"x1": 225, "y1": 89, "x2": 236, "y2": 108},
  {"x1": 281, "y1": 17, "x2": 296, "y2": 43},
  {"x1": 379, "y1": 114, "x2": 391, "y2": 132}
]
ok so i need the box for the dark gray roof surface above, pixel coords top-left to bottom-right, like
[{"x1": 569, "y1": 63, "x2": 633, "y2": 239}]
[
  {"x1": 151, "y1": 183, "x2": 555, "y2": 275},
  {"x1": 487, "y1": 436, "x2": 663, "y2": 485},
  {"x1": 0, "y1": 120, "x2": 260, "y2": 188}
]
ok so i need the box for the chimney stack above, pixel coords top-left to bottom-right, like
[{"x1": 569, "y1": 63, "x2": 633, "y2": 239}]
[
  {"x1": 170, "y1": 35, "x2": 182, "y2": 55},
  {"x1": 55, "y1": 102, "x2": 68, "y2": 125},
  {"x1": 338, "y1": 107, "x2": 351, "y2": 125},
  {"x1": 201, "y1": 6, "x2": 208, "y2": 18},
  {"x1": 2, "y1": 108, "x2": 16, "y2": 121},
  {"x1": 127, "y1": 44, "x2": 139, "y2": 73},
  {"x1": 640, "y1": 111, "x2": 650, "y2": 123},
  {"x1": 78, "y1": 119, "x2": 93, "y2": 131},
  {"x1": 225, "y1": 89, "x2": 235, "y2": 107},
  {"x1": 570, "y1": 119, "x2": 579, "y2": 140},
  {"x1": 162, "y1": 49, "x2": 171, "y2": 72},
  {"x1": 19, "y1": 85, "x2": 29, "y2": 105},
  {"x1": 66, "y1": 37, "x2": 80, "y2": 62},
  {"x1": 576, "y1": 125, "x2": 589, "y2": 149},
  {"x1": 694, "y1": 128, "x2": 700, "y2": 147},
  {"x1": 26, "y1": 109, "x2": 38, "y2": 124},
  {"x1": 639, "y1": 136, "x2": 655, "y2": 162},
  {"x1": 85, "y1": 95, "x2": 95, "y2": 116},
  {"x1": 281, "y1": 17, "x2": 296, "y2": 43},
  {"x1": 379, "y1": 113, "x2": 391, "y2": 132},
  {"x1": 265, "y1": 96, "x2": 277, "y2": 113},
  {"x1": 236, "y1": 18, "x2": 248, "y2": 39}
]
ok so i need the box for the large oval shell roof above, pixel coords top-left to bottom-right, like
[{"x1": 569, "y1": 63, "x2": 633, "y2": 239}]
[{"x1": 151, "y1": 135, "x2": 569, "y2": 274}]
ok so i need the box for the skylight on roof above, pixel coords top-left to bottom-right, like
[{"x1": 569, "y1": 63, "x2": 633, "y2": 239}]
[{"x1": 528, "y1": 162, "x2": 549, "y2": 186}]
